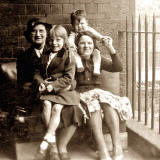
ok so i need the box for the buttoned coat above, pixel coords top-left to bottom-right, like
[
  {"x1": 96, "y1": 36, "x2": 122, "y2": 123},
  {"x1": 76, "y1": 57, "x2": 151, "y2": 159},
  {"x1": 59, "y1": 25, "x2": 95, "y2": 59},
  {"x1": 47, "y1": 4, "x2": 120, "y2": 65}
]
[
  {"x1": 17, "y1": 46, "x2": 48, "y2": 91},
  {"x1": 34, "y1": 48, "x2": 80, "y2": 105},
  {"x1": 76, "y1": 54, "x2": 123, "y2": 92}
]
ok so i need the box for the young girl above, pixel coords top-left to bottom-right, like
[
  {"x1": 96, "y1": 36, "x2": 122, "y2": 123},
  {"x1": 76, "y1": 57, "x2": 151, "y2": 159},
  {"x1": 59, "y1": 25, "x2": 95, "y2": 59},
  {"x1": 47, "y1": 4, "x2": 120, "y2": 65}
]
[
  {"x1": 34, "y1": 25, "x2": 80, "y2": 160},
  {"x1": 69, "y1": 9, "x2": 110, "y2": 75}
]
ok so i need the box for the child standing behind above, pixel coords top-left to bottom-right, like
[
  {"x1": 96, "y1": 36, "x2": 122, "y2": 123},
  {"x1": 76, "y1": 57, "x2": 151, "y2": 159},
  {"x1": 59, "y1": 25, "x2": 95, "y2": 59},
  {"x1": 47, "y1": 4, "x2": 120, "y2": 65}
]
[
  {"x1": 34, "y1": 25, "x2": 80, "y2": 160},
  {"x1": 69, "y1": 9, "x2": 114, "y2": 75}
]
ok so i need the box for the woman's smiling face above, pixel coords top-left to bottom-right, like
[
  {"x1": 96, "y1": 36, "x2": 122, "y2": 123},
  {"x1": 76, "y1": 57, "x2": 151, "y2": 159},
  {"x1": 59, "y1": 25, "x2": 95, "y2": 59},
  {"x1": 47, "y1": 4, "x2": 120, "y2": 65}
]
[
  {"x1": 30, "y1": 24, "x2": 47, "y2": 46},
  {"x1": 78, "y1": 35, "x2": 94, "y2": 59}
]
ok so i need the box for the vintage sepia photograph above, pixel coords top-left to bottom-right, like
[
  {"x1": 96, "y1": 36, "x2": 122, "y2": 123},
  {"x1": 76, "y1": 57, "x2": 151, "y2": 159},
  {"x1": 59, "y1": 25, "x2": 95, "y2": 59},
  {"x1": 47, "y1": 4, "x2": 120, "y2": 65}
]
[{"x1": 0, "y1": 0, "x2": 160, "y2": 159}]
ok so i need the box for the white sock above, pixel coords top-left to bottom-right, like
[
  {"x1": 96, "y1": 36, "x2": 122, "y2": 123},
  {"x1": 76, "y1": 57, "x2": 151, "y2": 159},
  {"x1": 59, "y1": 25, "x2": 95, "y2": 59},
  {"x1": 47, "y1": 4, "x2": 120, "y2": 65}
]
[
  {"x1": 44, "y1": 133, "x2": 56, "y2": 143},
  {"x1": 40, "y1": 141, "x2": 48, "y2": 150}
]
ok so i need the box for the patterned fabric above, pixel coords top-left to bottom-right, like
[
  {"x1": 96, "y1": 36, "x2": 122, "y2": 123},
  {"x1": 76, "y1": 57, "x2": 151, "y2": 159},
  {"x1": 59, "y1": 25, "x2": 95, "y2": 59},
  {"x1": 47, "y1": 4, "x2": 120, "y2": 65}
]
[{"x1": 80, "y1": 88, "x2": 132, "y2": 121}]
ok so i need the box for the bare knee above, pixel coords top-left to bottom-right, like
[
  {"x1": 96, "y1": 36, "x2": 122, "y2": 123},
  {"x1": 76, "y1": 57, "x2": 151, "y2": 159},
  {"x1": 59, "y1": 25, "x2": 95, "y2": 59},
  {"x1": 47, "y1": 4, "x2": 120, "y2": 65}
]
[
  {"x1": 88, "y1": 111, "x2": 102, "y2": 129},
  {"x1": 52, "y1": 104, "x2": 63, "y2": 114},
  {"x1": 101, "y1": 103, "x2": 110, "y2": 111},
  {"x1": 101, "y1": 103, "x2": 118, "y2": 116},
  {"x1": 43, "y1": 100, "x2": 52, "y2": 111}
]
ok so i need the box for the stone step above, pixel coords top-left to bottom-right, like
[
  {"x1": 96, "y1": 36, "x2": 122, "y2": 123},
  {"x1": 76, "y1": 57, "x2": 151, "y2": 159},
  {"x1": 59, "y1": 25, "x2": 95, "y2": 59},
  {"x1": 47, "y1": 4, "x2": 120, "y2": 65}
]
[{"x1": 15, "y1": 132, "x2": 128, "y2": 160}]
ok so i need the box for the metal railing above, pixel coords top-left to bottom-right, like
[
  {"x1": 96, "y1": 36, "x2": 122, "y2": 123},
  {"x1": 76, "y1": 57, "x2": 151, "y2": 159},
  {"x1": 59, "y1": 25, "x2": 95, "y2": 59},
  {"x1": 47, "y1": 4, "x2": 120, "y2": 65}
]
[{"x1": 119, "y1": 15, "x2": 160, "y2": 133}]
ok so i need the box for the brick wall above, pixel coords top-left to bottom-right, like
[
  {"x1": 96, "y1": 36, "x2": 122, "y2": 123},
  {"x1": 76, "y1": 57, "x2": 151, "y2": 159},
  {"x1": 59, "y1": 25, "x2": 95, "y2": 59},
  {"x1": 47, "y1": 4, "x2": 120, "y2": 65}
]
[{"x1": 0, "y1": 0, "x2": 135, "y2": 95}]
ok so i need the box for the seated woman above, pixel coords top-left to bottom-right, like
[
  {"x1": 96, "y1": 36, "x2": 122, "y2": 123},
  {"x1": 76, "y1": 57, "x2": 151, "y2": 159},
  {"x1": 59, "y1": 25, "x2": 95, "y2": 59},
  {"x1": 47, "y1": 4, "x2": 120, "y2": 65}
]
[
  {"x1": 16, "y1": 17, "x2": 52, "y2": 113},
  {"x1": 33, "y1": 25, "x2": 83, "y2": 160},
  {"x1": 17, "y1": 18, "x2": 82, "y2": 160},
  {"x1": 73, "y1": 33, "x2": 132, "y2": 160}
]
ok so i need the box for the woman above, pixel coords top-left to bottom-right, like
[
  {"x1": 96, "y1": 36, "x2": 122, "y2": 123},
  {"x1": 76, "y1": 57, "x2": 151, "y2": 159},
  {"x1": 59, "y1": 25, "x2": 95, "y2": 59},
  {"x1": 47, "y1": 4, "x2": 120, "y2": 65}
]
[
  {"x1": 16, "y1": 17, "x2": 52, "y2": 112},
  {"x1": 17, "y1": 18, "x2": 81, "y2": 160},
  {"x1": 73, "y1": 33, "x2": 132, "y2": 160}
]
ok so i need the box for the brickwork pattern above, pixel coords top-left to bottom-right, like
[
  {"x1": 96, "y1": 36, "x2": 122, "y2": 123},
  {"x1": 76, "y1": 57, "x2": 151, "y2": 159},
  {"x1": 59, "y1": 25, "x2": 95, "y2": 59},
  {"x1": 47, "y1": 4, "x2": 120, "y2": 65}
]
[{"x1": 0, "y1": 0, "x2": 134, "y2": 95}]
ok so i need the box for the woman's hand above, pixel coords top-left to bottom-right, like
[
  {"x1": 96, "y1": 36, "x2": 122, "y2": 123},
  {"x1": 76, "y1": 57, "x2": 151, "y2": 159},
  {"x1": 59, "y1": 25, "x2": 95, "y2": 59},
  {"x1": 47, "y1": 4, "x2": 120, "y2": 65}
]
[
  {"x1": 39, "y1": 83, "x2": 46, "y2": 92},
  {"x1": 102, "y1": 36, "x2": 116, "y2": 54},
  {"x1": 46, "y1": 84, "x2": 54, "y2": 93}
]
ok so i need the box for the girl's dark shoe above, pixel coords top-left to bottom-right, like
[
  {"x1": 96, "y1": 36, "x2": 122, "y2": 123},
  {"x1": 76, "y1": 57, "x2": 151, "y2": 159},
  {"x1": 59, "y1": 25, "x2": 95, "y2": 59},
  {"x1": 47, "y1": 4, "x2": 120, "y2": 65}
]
[
  {"x1": 48, "y1": 142, "x2": 60, "y2": 160},
  {"x1": 59, "y1": 152, "x2": 71, "y2": 160}
]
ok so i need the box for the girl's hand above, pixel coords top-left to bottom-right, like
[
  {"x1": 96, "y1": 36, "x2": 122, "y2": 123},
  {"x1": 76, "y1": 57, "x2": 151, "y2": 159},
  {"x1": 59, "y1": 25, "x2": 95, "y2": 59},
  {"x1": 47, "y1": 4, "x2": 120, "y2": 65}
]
[
  {"x1": 102, "y1": 36, "x2": 116, "y2": 54},
  {"x1": 39, "y1": 83, "x2": 46, "y2": 92},
  {"x1": 46, "y1": 84, "x2": 54, "y2": 92}
]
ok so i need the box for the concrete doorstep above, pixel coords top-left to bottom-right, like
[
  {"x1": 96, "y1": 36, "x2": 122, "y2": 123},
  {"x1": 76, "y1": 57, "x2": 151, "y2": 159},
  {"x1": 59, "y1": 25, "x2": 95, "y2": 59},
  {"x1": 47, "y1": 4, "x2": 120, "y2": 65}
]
[
  {"x1": 15, "y1": 132, "x2": 128, "y2": 160},
  {"x1": 127, "y1": 119, "x2": 160, "y2": 158}
]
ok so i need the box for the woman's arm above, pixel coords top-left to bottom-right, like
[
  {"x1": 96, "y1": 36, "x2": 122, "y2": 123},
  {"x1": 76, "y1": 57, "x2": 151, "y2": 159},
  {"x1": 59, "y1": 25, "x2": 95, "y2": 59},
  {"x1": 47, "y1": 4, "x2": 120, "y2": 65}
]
[
  {"x1": 33, "y1": 69, "x2": 45, "y2": 85},
  {"x1": 101, "y1": 55, "x2": 123, "y2": 72},
  {"x1": 101, "y1": 36, "x2": 123, "y2": 72}
]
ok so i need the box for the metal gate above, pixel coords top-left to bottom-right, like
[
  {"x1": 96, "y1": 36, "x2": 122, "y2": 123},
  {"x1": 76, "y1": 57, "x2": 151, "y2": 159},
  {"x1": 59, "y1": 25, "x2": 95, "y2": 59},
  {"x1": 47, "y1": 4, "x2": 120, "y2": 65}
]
[{"x1": 119, "y1": 15, "x2": 160, "y2": 133}]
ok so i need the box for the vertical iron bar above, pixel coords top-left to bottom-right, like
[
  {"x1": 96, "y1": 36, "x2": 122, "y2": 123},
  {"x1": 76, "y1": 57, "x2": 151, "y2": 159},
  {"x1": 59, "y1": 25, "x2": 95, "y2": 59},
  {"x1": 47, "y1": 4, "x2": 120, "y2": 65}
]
[
  {"x1": 145, "y1": 15, "x2": 149, "y2": 125},
  {"x1": 151, "y1": 15, "x2": 156, "y2": 129},
  {"x1": 159, "y1": 82, "x2": 160, "y2": 134},
  {"x1": 138, "y1": 15, "x2": 142, "y2": 122},
  {"x1": 132, "y1": 16, "x2": 136, "y2": 119},
  {"x1": 126, "y1": 16, "x2": 129, "y2": 97}
]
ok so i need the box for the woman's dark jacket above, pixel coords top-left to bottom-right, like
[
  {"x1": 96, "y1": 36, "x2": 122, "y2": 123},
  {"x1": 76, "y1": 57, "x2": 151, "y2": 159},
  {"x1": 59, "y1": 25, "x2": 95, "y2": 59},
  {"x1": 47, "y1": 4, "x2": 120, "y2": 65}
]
[
  {"x1": 16, "y1": 46, "x2": 48, "y2": 91},
  {"x1": 76, "y1": 54, "x2": 123, "y2": 92}
]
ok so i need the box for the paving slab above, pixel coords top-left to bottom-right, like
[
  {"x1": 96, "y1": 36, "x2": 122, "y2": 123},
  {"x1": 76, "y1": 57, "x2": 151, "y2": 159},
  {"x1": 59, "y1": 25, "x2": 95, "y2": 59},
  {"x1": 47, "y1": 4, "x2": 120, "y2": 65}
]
[{"x1": 0, "y1": 140, "x2": 159, "y2": 160}]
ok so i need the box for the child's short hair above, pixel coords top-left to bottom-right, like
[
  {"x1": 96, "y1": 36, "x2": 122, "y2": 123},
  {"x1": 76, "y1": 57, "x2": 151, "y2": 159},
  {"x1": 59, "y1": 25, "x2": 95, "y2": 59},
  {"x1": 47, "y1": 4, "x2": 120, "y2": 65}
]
[
  {"x1": 70, "y1": 10, "x2": 87, "y2": 26},
  {"x1": 49, "y1": 25, "x2": 69, "y2": 47}
]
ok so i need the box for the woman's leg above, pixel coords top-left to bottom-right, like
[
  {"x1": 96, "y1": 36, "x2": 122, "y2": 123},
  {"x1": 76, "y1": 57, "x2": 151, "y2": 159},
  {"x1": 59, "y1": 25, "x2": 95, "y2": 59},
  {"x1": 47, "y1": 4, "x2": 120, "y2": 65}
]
[
  {"x1": 58, "y1": 125, "x2": 77, "y2": 153},
  {"x1": 101, "y1": 103, "x2": 123, "y2": 159},
  {"x1": 88, "y1": 111, "x2": 111, "y2": 160}
]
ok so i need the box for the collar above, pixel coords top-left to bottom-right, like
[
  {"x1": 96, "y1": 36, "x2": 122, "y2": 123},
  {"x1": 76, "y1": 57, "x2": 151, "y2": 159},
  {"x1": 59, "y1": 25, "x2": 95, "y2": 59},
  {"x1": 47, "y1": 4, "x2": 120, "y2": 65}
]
[
  {"x1": 47, "y1": 48, "x2": 66, "y2": 58},
  {"x1": 34, "y1": 48, "x2": 44, "y2": 58}
]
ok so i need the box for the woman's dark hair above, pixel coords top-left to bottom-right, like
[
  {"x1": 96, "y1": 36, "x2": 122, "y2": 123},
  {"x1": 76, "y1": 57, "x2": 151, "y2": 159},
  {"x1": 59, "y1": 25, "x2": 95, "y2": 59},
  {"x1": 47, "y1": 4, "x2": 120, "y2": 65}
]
[
  {"x1": 70, "y1": 9, "x2": 87, "y2": 26},
  {"x1": 24, "y1": 17, "x2": 52, "y2": 43},
  {"x1": 75, "y1": 32, "x2": 97, "y2": 48}
]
